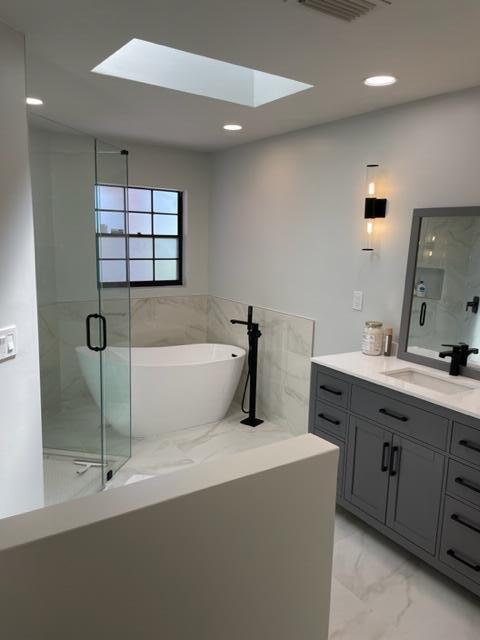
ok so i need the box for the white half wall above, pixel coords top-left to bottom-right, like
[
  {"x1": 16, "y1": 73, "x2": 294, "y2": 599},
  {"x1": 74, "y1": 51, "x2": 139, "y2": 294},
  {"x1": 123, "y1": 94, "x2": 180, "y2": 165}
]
[
  {"x1": 0, "y1": 435, "x2": 338, "y2": 640},
  {"x1": 208, "y1": 86, "x2": 480, "y2": 355},
  {"x1": 0, "y1": 21, "x2": 44, "y2": 518}
]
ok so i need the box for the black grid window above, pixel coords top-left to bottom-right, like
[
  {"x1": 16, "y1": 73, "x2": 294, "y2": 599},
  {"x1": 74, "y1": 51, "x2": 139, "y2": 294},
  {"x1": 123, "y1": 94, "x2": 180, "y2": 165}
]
[{"x1": 95, "y1": 184, "x2": 183, "y2": 287}]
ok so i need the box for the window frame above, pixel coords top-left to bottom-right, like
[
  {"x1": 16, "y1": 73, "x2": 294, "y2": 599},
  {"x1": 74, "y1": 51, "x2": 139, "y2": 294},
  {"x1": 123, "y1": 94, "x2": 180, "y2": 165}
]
[{"x1": 95, "y1": 184, "x2": 184, "y2": 288}]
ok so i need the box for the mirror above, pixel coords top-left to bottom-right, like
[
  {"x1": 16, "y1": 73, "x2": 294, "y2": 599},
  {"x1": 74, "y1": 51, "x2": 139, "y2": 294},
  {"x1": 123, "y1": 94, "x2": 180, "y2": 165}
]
[{"x1": 399, "y1": 206, "x2": 480, "y2": 378}]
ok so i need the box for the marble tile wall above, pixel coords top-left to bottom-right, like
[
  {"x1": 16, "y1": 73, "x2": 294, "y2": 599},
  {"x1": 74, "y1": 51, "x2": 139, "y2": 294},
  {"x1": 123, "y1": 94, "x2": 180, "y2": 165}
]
[
  {"x1": 207, "y1": 296, "x2": 314, "y2": 435},
  {"x1": 38, "y1": 294, "x2": 314, "y2": 436}
]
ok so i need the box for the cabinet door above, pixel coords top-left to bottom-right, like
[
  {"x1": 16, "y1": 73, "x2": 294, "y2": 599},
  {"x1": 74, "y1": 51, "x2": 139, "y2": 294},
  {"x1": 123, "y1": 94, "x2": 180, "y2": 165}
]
[
  {"x1": 345, "y1": 417, "x2": 392, "y2": 523},
  {"x1": 386, "y1": 435, "x2": 444, "y2": 554}
]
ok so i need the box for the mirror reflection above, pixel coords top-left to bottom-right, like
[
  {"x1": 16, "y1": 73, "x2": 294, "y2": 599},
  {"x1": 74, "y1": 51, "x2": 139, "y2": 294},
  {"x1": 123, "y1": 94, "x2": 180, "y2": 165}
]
[{"x1": 407, "y1": 215, "x2": 480, "y2": 369}]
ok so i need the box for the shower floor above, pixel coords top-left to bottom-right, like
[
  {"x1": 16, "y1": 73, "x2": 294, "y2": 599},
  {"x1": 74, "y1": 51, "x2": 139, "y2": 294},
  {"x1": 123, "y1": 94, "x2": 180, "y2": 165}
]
[
  {"x1": 43, "y1": 405, "x2": 292, "y2": 503},
  {"x1": 107, "y1": 405, "x2": 292, "y2": 489}
]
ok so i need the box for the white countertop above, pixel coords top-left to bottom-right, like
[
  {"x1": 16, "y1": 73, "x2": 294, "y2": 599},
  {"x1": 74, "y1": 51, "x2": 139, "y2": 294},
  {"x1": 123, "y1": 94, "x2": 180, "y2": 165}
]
[{"x1": 311, "y1": 351, "x2": 480, "y2": 420}]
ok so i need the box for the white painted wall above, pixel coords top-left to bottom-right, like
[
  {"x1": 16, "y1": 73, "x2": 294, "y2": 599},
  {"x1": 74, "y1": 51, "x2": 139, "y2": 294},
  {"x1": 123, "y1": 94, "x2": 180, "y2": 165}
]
[
  {"x1": 0, "y1": 22, "x2": 44, "y2": 518},
  {"x1": 124, "y1": 141, "x2": 210, "y2": 298},
  {"x1": 0, "y1": 435, "x2": 338, "y2": 640},
  {"x1": 209, "y1": 87, "x2": 480, "y2": 355}
]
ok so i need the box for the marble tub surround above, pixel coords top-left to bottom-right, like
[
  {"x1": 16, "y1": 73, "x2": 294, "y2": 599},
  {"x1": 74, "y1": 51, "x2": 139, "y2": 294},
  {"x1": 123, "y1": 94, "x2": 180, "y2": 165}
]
[
  {"x1": 312, "y1": 351, "x2": 480, "y2": 419},
  {"x1": 131, "y1": 294, "x2": 208, "y2": 347},
  {"x1": 207, "y1": 296, "x2": 314, "y2": 435}
]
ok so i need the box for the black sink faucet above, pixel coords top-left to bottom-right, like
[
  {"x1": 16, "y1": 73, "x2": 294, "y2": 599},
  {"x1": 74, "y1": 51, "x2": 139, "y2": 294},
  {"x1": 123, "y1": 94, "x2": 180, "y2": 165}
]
[{"x1": 439, "y1": 342, "x2": 479, "y2": 376}]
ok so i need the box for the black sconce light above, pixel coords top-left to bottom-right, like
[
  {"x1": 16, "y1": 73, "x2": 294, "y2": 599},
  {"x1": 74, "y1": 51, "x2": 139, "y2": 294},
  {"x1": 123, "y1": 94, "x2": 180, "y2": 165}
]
[{"x1": 362, "y1": 164, "x2": 387, "y2": 251}]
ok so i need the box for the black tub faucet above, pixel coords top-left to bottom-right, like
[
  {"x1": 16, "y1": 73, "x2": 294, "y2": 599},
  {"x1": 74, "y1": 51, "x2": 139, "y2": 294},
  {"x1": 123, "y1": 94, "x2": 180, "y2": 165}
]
[
  {"x1": 439, "y1": 342, "x2": 479, "y2": 376},
  {"x1": 230, "y1": 306, "x2": 263, "y2": 427}
]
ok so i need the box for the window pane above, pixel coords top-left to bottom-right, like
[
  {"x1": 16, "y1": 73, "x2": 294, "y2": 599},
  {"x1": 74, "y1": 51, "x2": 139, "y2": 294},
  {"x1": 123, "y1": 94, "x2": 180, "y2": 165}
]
[
  {"x1": 96, "y1": 185, "x2": 124, "y2": 210},
  {"x1": 99, "y1": 260, "x2": 126, "y2": 283},
  {"x1": 129, "y1": 213, "x2": 151, "y2": 235},
  {"x1": 153, "y1": 214, "x2": 178, "y2": 235},
  {"x1": 128, "y1": 188, "x2": 151, "y2": 212},
  {"x1": 153, "y1": 190, "x2": 178, "y2": 213},
  {"x1": 155, "y1": 238, "x2": 178, "y2": 259},
  {"x1": 131, "y1": 260, "x2": 153, "y2": 282},
  {"x1": 155, "y1": 260, "x2": 178, "y2": 281},
  {"x1": 129, "y1": 237, "x2": 153, "y2": 259},
  {"x1": 99, "y1": 237, "x2": 126, "y2": 259},
  {"x1": 98, "y1": 211, "x2": 125, "y2": 234}
]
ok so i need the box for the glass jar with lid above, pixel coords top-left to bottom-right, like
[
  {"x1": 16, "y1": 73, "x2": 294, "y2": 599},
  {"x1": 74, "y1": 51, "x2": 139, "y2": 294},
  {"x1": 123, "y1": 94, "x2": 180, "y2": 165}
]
[{"x1": 361, "y1": 321, "x2": 384, "y2": 356}]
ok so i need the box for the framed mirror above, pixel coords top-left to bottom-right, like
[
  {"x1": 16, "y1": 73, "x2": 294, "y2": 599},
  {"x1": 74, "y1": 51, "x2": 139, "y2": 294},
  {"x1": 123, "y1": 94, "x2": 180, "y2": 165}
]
[{"x1": 398, "y1": 206, "x2": 480, "y2": 379}]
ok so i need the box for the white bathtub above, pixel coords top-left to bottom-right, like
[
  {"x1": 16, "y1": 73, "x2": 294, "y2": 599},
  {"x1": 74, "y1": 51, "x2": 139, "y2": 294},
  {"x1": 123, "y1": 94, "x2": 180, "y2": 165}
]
[{"x1": 77, "y1": 343, "x2": 246, "y2": 437}]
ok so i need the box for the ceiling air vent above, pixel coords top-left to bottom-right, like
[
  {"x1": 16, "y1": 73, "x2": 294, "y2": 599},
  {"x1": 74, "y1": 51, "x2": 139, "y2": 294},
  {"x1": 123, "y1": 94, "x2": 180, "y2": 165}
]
[{"x1": 298, "y1": 0, "x2": 391, "y2": 22}]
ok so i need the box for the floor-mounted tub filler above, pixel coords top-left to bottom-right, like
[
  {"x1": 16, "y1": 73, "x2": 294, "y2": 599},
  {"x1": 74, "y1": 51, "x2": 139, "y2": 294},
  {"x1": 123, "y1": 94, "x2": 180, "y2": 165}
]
[{"x1": 77, "y1": 343, "x2": 246, "y2": 436}]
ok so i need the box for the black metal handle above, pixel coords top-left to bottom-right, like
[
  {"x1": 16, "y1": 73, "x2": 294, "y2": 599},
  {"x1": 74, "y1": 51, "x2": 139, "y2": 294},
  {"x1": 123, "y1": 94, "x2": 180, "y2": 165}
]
[
  {"x1": 451, "y1": 513, "x2": 480, "y2": 535},
  {"x1": 379, "y1": 407, "x2": 408, "y2": 422},
  {"x1": 419, "y1": 302, "x2": 426, "y2": 327},
  {"x1": 455, "y1": 476, "x2": 480, "y2": 494},
  {"x1": 446, "y1": 549, "x2": 480, "y2": 572},
  {"x1": 459, "y1": 439, "x2": 480, "y2": 454},
  {"x1": 318, "y1": 413, "x2": 341, "y2": 426},
  {"x1": 381, "y1": 441, "x2": 390, "y2": 472},
  {"x1": 319, "y1": 384, "x2": 342, "y2": 397},
  {"x1": 389, "y1": 445, "x2": 400, "y2": 476},
  {"x1": 86, "y1": 313, "x2": 107, "y2": 352}
]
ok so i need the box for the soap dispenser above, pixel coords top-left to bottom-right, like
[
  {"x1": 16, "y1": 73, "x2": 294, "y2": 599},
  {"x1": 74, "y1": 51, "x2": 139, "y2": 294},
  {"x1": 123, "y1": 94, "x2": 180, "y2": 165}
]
[{"x1": 415, "y1": 280, "x2": 426, "y2": 297}]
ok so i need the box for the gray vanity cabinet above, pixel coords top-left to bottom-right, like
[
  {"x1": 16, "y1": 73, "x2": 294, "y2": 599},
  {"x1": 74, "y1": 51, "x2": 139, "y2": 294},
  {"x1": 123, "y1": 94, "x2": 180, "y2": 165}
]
[
  {"x1": 345, "y1": 417, "x2": 390, "y2": 522},
  {"x1": 385, "y1": 435, "x2": 444, "y2": 554},
  {"x1": 309, "y1": 362, "x2": 480, "y2": 598}
]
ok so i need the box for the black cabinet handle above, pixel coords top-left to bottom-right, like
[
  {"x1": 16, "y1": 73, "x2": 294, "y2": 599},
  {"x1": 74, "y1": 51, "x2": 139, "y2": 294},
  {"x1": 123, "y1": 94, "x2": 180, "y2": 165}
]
[
  {"x1": 459, "y1": 439, "x2": 480, "y2": 454},
  {"x1": 319, "y1": 384, "x2": 342, "y2": 397},
  {"x1": 381, "y1": 441, "x2": 390, "y2": 472},
  {"x1": 86, "y1": 313, "x2": 107, "y2": 352},
  {"x1": 318, "y1": 413, "x2": 341, "y2": 426},
  {"x1": 455, "y1": 476, "x2": 480, "y2": 494},
  {"x1": 419, "y1": 302, "x2": 427, "y2": 327},
  {"x1": 451, "y1": 513, "x2": 480, "y2": 535},
  {"x1": 379, "y1": 408, "x2": 408, "y2": 422},
  {"x1": 446, "y1": 549, "x2": 480, "y2": 572},
  {"x1": 389, "y1": 445, "x2": 400, "y2": 476}
]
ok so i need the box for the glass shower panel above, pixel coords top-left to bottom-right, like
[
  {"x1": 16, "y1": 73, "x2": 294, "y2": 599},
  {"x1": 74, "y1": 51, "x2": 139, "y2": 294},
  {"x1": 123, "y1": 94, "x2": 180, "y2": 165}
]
[
  {"x1": 95, "y1": 141, "x2": 131, "y2": 482},
  {"x1": 29, "y1": 116, "x2": 104, "y2": 505}
]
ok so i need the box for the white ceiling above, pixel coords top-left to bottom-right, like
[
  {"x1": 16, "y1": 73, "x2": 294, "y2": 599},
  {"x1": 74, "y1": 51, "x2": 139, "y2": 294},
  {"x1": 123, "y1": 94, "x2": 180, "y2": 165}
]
[{"x1": 2, "y1": 0, "x2": 480, "y2": 151}]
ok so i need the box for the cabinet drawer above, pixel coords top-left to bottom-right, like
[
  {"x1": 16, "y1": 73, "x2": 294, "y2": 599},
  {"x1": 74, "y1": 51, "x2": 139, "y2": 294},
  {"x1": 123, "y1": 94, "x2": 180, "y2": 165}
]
[
  {"x1": 312, "y1": 429, "x2": 345, "y2": 497},
  {"x1": 451, "y1": 422, "x2": 480, "y2": 467},
  {"x1": 351, "y1": 385, "x2": 448, "y2": 449},
  {"x1": 316, "y1": 370, "x2": 350, "y2": 409},
  {"x1": 440, "y1": 496, "x2": 480, "y2": 585},
  {"x1": 314, "y1": 401, "x2": 347, "y2": 439},
  {"x1": 447, "y1": 460, "x2": 480, "y2": 509}
]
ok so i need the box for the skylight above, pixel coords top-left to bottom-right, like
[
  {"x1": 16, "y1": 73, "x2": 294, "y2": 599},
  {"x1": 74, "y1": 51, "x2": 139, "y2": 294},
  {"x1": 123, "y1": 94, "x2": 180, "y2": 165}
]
[{"x1": 92, "y1": 39, "x2": 313, "y2": 107}]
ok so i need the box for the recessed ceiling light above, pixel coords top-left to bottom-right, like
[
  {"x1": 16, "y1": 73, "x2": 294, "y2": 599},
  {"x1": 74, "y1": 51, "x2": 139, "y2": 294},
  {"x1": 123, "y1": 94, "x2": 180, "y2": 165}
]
[
  {"x1": 223, "y1": 124, "x2": 243, "y2": 131},
  {"x1": 364, "y1": 75, "x2": 397, "y2": 87},
  {"x1": 26, "y1": 97, "x2": 44, "y2": 105}
]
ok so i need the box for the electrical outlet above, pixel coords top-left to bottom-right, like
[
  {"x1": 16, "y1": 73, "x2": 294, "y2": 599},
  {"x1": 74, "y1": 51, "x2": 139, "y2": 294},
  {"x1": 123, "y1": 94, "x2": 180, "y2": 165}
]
[
  {"x1": 352, "y1": 291, "x2": 363, "y2": 311},
  {"x1": 0, "y1": 326, "x2": 16, "y2": 362}
]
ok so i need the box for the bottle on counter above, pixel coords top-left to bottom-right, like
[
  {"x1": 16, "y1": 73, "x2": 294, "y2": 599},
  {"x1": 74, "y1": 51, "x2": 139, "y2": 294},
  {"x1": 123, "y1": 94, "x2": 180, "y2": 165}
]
[
  {"x1": 384, "y1": 327, "x2": 393, "y2": 356},
  {"x1": 361, "y1": 321, "x2": 384, "y2": 356}
]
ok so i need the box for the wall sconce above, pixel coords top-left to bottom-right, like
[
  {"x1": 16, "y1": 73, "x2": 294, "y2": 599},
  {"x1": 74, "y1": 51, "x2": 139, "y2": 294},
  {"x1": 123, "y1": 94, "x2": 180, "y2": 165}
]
[{"x1": 362, "y1": 164, "x2": 387, "y2": 252}]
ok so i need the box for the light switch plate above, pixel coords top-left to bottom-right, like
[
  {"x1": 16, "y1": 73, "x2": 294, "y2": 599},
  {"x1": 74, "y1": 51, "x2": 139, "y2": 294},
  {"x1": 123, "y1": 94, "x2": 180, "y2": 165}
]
[
  {"x1": 0, "y1": 325, "x2": 17, "y2": 362},
  {"x1": 352, "y1": 291, "x2": 363, "y2": 311}
]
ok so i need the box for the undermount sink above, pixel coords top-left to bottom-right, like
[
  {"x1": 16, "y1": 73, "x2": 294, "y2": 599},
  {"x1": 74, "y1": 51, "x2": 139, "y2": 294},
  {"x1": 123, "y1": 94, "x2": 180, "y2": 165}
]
[{"x1": 383, "y1": 368, "x2": 475, "y2": 395}]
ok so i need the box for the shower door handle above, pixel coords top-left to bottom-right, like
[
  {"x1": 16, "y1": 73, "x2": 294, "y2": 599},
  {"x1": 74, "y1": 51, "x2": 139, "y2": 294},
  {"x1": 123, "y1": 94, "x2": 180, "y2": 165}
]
[
  {"x1": 419, "y1": 302, "x2": 427, "y2": 327},
  {"x1": 86, "y1": 313, "x2": 107, "y2": 352}
]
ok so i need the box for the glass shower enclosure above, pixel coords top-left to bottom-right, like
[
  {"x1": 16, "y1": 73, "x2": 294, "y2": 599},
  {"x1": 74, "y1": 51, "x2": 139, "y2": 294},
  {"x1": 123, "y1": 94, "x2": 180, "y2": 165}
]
[{"x1": 29, "y1": 116, "x2": 131, "y2": 505}]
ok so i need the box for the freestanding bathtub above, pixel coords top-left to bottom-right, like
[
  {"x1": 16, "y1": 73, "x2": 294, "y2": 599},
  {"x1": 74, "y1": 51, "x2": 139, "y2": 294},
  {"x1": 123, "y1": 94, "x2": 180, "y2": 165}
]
[{"x1": 77, "y1": 343, "x2": 246, "y2": 437}]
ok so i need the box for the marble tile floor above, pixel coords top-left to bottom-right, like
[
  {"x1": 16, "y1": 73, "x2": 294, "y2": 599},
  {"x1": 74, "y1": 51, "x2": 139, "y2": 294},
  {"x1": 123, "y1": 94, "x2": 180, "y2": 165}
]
[
  {"x1": 106, "y1": 406, "x2": 293, "y2": 488},
  {"x1": 331, "y1": 507, "x2": 480, "y2": 640}
]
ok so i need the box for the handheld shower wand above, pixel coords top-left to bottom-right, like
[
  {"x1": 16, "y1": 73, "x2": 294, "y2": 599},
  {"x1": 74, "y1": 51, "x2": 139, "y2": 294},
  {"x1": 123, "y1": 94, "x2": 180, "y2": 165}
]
[{"x1": 230, "y1": 306, "x2": 264, "y2": 427}]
